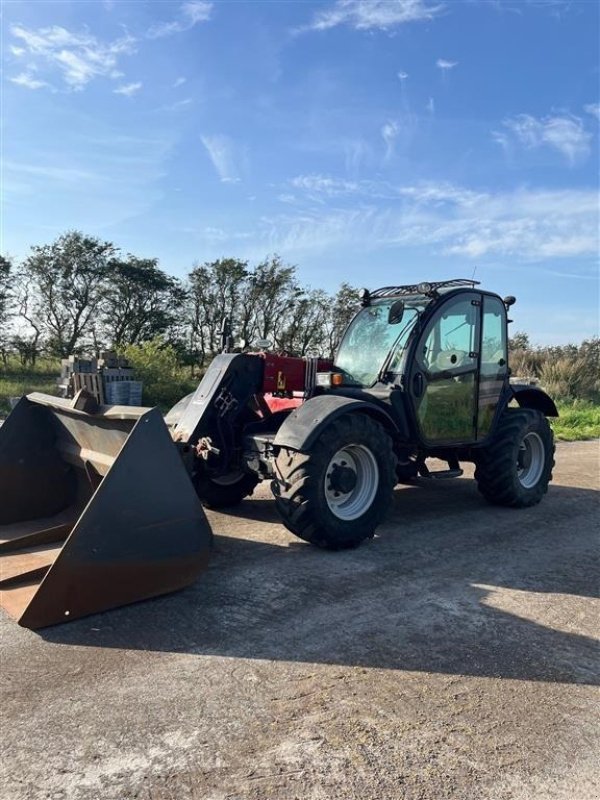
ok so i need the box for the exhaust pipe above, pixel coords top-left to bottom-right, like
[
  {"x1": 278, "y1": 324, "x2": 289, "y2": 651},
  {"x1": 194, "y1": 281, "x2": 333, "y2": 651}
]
[{"x1": 0, "y1": 393, "x2": 212, "y2": 629}]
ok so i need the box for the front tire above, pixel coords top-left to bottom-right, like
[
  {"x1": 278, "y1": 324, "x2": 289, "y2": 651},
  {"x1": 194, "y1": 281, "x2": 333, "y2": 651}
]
[
  {"x1": 193, "y1": 471, "x2": 259, "y2": 509},
  {"x1": 273, "y1": 414, "x2": 397, "y2": 549},
  {"x1": 475, "y1": 408, "x2": 555, "y2": 508}
]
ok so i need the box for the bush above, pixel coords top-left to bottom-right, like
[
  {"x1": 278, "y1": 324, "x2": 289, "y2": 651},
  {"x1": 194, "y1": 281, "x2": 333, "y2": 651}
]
[
  {"x1": 122, "y1": 339, "x2": 198, "y2": 411},
  {"x1": 509, "y1": 349, "x2": 544, "y2": 382},
  {"x1": 539, "y1": 357, "x2": 599, "y2": 403},
  {"x1": 510, "y1": 337, "x2": 599, "y2": 404}
]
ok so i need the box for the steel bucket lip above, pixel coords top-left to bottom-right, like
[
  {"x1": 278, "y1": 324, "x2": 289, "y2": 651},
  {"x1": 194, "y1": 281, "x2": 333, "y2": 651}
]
[{"x1": 27, "y1": 391, "x2": 151, "y2": 421}]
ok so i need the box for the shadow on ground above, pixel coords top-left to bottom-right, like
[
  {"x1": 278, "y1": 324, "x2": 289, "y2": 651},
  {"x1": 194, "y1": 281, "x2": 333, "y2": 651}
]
[{"x1": 41, "y1": 478, "x2": 599, "y2": 686}]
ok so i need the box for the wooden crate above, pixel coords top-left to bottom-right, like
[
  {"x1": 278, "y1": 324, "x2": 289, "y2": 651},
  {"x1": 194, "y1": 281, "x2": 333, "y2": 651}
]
[{"x1": 72, "y1": 373, "x2": 105, "y2": 405}]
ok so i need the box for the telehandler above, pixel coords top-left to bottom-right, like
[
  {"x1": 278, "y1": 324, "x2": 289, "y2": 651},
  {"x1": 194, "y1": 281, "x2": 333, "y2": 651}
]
[{"x1": 0, "y1": 279, "x2": 556, "y2": 628}]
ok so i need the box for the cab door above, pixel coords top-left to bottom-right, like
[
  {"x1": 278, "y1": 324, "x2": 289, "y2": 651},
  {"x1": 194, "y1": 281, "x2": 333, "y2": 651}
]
[
  {"x1": 477, "y1": 295, "x2": 508, "y2": 439},
  {"x1": 409, "y1": 293, "x2": 481, "y2": 444}
]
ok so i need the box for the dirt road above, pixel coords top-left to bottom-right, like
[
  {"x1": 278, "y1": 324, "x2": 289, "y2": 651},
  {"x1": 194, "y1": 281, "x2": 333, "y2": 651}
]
[{"x1": 1, "y1": 441, "x2": 598, "y2": 800}]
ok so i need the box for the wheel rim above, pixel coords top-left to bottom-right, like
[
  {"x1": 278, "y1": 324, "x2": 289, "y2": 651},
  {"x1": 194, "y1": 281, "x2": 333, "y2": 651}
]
[
  {"x1": 324, "y1": 444, "x2": 379, "y2": 521},
  {"x1": 517, "y1": 432, "x2": 545, "y2": 489}
]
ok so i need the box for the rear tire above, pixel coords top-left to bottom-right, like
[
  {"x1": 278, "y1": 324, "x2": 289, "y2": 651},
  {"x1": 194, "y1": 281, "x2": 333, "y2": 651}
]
[
  {"x1": 273, "y1": 414, "x2": 397, "y2": 549},
  {"x1": 193, "y1": 471, "x2": 259, "y2": 509},
  {"x1": 475, "y1": 408, "x2": 554, "y2": 508}
]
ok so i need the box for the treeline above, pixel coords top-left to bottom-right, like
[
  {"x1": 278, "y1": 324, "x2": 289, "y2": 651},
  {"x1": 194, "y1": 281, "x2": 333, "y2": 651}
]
[{"x1": 0, "y1": 231, "x2": 360, "y2": 369}]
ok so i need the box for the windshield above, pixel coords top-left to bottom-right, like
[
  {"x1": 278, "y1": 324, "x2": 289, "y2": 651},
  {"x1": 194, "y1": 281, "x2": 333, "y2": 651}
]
[{"x1": 335, "y1": 299, "x2": 423, "y2": 386}]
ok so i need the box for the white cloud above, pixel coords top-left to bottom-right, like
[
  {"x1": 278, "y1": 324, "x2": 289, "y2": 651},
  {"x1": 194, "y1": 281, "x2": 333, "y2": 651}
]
[
  {"x1": 344, "y1": 139, "x2": 371, "y2": 175},
  {"x1": 201, "y1": 134, "x2": 240, "y2": 182},
  {"x1": 306, "y1": 0, "x2": 444, "y2": 32},
  {"x1": 9, "y1": 23, "x2": 136, "y2": 90},
  {"x1": 397, "y1": 181, "x2": 485, "y2": 206},
  {"x1": 426, "y1": 96, "x2": 435, "y2": 114},
  {"x1": 381, "y1": 120, "x2": 400, "y2": 159},
  {"x1": 114, "y1": 81, "x2": 142, "y2": 96},
  {"x1": 184, "y1": 1, "x2": 213, "y2": 23},
  {"x1": 436, "y1": 58, "x2": 457, "y2": 70},
  {"x1": 264, "y1": 180, "x2": 598, "y2": 261},
  {"x1": 397, "y1": 71, "x2": 409, "y2": 80},
  {"x1": 4, "y1": 160, "x2": 102, "y2": 183},
  {"x1": 491, "y1": 129, "x2": 510, "y2": 154},
  {"x1": 9, "y1": 72, "x2": 49, "y2": 90},
  {"x1": 291, "y1": 174, "x2": 359, "y2": 196},
  {"x1": 583, "y1": 103, "x2": 600, "y2": 121},
  {"x1": 174, "y1": 76, "x2": 187, "y2": 87},
  {"x1": 161, "y1": 97, "x2": 193, "y2": 111},
  {"x1": 147, "y1": 1, "x2": 213, "y2": 39},
  {"x1": 500, "y1": 113, "x2": 592, "y2": 165},
  {"x1": 200, "y1": 226, "x2": 253, "y2": 242}
]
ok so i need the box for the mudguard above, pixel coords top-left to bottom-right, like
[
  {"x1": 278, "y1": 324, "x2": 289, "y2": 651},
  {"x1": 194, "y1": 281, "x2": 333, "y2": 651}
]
[
  {"x1": 273, "y1": 394, "x2": 400, "y2": 452},
  {"x1": 509, "y1": 384, "x2": 559, "y2": 417}
]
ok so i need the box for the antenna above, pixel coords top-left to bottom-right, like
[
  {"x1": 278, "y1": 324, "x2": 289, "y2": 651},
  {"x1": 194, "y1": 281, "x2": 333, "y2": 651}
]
[{"x1": 471, "y1": 265, "x2": 478, "y2": 281}]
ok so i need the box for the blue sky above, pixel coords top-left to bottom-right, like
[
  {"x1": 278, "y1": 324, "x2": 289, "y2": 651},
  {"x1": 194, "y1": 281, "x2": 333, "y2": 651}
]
[{"x1": 2, "y1": 0, "x2": 599, "y2": 343}]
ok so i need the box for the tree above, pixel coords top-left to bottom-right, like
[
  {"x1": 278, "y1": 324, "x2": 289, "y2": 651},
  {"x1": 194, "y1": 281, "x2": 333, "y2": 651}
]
[
  {"x1": 101, "y1": 256, "x2": 182, "y2": 347},
  {"x1": 21, "y1": 231, "x2": 115, "y2": 356},
  {"x1": 248, "y1": 255, "x2": 302, "y2": 347},
  {"x1": 186, "y1": 258, "x2": 249, "y2": 365},
  {"x1": 279, "y1": 289, "x2": 330, "y2": 356},
  {"x1": 11, "y1": 269, "x2": 44, "y2": 366},
  {"x1": 324, "y1": 282, "x2": 361, "y2": 358},
  {"x1": 0, "y1": 256, "x2": 13, "y2": 365},
  {"x1": 509, "y1": 331, "x2": 530, "y2": 351}
]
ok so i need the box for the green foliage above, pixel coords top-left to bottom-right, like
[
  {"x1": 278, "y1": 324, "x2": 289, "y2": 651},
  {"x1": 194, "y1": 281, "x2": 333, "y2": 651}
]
[
  {"x1": 122, "y1": 338, "x2": 198, "y2": 411},
  {"x1": 552, "y1": 402, "x2": 600, "y2": 441},
  {"x1": 102, "y1": 256, "x2": 182, "y2": 347},
  {"x1": 21, "y1": 230, "x2": 116, "y2": 356}
]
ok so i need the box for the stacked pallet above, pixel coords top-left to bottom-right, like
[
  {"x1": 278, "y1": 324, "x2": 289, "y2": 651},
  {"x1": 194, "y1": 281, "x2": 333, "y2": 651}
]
[{"x1": 58, "y1": 353, "x2": 143, "y2": 406}]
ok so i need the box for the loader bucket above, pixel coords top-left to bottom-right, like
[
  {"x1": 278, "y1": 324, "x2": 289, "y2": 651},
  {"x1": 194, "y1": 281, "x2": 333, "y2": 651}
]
[{"x1": 0, "y1": 393, "x2": 212, "y2": 629}]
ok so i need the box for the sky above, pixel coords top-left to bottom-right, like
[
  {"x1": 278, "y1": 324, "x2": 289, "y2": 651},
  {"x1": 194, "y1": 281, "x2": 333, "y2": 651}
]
[{"x1": 1, "y1": 0, "x2": 599, "y2": 344}]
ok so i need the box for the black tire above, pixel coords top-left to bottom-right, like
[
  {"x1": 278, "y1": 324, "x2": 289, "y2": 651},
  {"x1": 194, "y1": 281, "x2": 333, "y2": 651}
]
[
  {"x1": 193, "y1": 471, "x2": 259, "y2": 509},
  {"x1": 395, "y1": 458, "x2": 418, "y2": 485},
  {"x1": 475, "y1": 408, "x2": 555, "y2": 508},
  {"x1": 272, "y1": 414, "x2": 397, "y2": 549}
]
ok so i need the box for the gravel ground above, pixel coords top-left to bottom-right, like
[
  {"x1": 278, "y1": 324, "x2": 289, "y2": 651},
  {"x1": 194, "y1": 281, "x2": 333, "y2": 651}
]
[{"x1": 1, "y1": 441, "x2": 598, "y2": 800}]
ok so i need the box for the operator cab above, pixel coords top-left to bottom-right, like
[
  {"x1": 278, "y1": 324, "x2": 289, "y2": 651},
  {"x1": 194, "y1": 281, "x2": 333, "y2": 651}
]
[{"x1": 328, "y1": 279, "x2": 510, "y2": 446}]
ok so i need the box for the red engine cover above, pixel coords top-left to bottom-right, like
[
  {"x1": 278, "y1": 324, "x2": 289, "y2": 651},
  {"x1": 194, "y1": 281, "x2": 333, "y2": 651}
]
[{"x1": 261, "y1": 354, "x2": 333, "y2": 394}]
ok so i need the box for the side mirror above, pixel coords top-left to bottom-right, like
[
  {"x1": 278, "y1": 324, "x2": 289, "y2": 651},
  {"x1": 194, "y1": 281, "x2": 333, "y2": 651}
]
[{"x1": 388, "y1": 299, "x2": 405, "y2": 325}]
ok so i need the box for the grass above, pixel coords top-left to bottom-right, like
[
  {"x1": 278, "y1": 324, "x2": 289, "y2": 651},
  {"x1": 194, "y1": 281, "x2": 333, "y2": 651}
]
[
  {"x1": 1, "y1": 357, "x2": 598, "y2": 441},
  {"x1": 0, "y1": 358, "x2": 60, "y2": 416},
  {"x1": 552, "y1": 402, "x2": 600, "y2": 442}
]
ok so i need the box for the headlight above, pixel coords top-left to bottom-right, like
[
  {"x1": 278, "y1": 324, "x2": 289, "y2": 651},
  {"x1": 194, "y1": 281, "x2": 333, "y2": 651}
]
[{"x1": 316, "y1": 372, "x2": 343, "y2": 387}]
